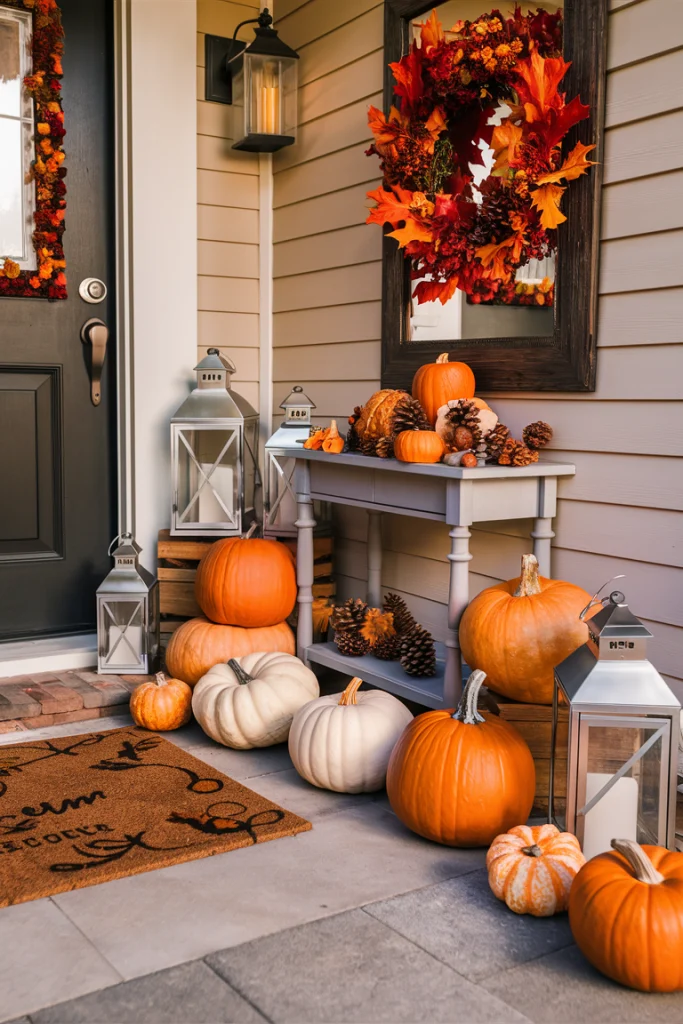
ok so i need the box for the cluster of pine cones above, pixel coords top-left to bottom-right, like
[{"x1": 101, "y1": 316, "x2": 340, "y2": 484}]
[
  {"x1": 346, "y1": 395, "x2": 429, "y2": 459},
  {"x1": 441, "y1": 402, "x2": 553, "y2": 467},
  {"x1": 330, "y1": 594, "x2": 436, "y2": 677}
]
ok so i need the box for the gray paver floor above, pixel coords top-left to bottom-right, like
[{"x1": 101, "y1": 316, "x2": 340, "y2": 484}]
[{"x1": 1, "y1": 714, "x2": 682, "y2": 1023}]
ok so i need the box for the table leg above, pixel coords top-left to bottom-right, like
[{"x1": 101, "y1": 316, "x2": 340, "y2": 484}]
[
  {"x1": 367, "y1": 511, "x2": 382, "y2": 608},
  {"x1": 445, "y1": 525, "x2": 471, "y2": 706},
  {"x1": 531, "y1": 518, "x2": 555, "y2": 578},
  {"x1": 294, "y1": 460, "x2": 316, "y2": 663}
]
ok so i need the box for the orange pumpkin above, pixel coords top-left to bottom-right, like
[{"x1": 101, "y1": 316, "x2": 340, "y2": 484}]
[
  {"x1": 394, "y1": 430, "x2": 445, "y2": 464},
  {"x1": 166, "y1": 616, "x2": 295, "y2": 686},
  {"x1": 569, "y1": 839, "x2": 683, "y2": 992},
  {"x1": 412, "y1": 353, "x2": 475, "y2": 425},
  {"x1": 487, "y1": 824, "x2": 585, "y2": 917},
  {"x1": 322, "y1": 420, "x2": 344, "y2": 454},
  {"x1": 386, "y1": 669, "x2": 535, "y2": 847},
  {"x1": 130, "y1": 672, "x2": 193, "y2": 731},
  {"x1": 353, "y1": 389, "x2": 407, "y2": 441},
  {"x1": 459, "y1": 554, "x2": 592, "y2": 704},
  {"x1": 195, "y1": 537, "x2": 297, "y2": 627}
]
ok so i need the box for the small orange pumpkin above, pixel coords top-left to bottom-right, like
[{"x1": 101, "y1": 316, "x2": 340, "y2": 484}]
[
  {"x1": 569, "y1": 839, "x2": 683, "y2": 992},
  {"x1": 130, "y1": 672, "x2": 193, "y2": 731},
  {"x1": 322, "y1": 420, "x2": 344, "y2": 454},
  {"x1": 394, "y1": 429, "x2": 445, "y2": 464},
  {"x1": 487, "y1": 824, "x2": 585, "y2": 917},
  {"x1": 412, "y1": 353, "x2": 475, "y2": 425},
  {"x1": 166, "y1": 616, "x2": 295, "y2": 686},
  {"x1": 195, "y1": 537, "x2": 297, "y2": 628},
  {"x1": 386, "y1": 669, "x2": 535, "y2": 847}
]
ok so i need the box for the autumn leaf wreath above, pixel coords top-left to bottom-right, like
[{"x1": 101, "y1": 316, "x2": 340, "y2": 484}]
[{"x1": 366, "y1": 7, "x2": 596, "y2": 306}]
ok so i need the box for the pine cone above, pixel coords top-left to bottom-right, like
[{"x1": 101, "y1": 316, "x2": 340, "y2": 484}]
[
  {"x1": 391, "y1": 395, "x2": 430, "y2": 436},
  {"x1": 439, "y1": 400, "x2": 482, "y2": 452},
  {"x1": 330, "y1": 598, "x2": 367, "y2": 634},
  {"x1": 335, "y1": 630, "x2": 370, "y2": 657},
  {"x1": 484, "y1": 422, "x2": 510, "y2": 461},
  {"x1": 498, "y1": 438, "x2": 538, "y2": 467},
  {"x1": 375, "y1": 435, "x2": 394, "y2": 459},
  {"x1": 400, "y1": 625, "x2": 437, "y2": 677},
  {"x1": 358, "y1": 436, "x2": 378, "y2": 457},
  {"x1": 383, "y1": 593, "x2": 417, "y2": 636},
  {"x1": 522, "y1": 421, "x2": 553, "y2": 449},
  {"x1": 372, "y1": 632, "x2": 402, "y2": 661}
]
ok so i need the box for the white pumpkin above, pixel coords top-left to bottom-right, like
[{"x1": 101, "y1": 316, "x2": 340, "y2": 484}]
[
  {"x1": 288, "y1": 676, "x2": 413, "y2": 793},
  {"x1": 192, "y1": 652, "x2": 319, "y2": 749}
]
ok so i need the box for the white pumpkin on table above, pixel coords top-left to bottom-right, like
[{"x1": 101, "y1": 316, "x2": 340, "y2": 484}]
[
  {"x1": 192, "y1": 652, "x2": 319, "y2": 749},
  {"x1": 288, "y1": 676, "x2": 413, "y2": 793}
]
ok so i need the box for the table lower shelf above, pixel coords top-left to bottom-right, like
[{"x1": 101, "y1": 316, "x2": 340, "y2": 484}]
[{"x1": 305, "y1": 640, "x2": 454, "y2": 709}]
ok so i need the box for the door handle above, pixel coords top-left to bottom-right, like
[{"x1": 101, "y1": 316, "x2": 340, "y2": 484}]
[{"x1": 80, "y1": 317, "x2": 109, "y2": 406}]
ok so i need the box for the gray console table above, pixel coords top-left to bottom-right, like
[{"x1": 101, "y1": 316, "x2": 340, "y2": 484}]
[{"x1": 268, "y1": 444, "x2": 575, "y2": 709}]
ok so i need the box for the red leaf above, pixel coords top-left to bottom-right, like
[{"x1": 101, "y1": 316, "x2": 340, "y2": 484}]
[
  {"x1": 389, "y1": 43, "x2": 423, "y2": 112},
  {"x1": 414, "y1": 276, "x2": 458, "y2": 305}
]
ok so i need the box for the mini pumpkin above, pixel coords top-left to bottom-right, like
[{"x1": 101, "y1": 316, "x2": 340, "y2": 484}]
[
  {"x1": 569, "y1": 839, "x2": 683, "y2": 992},
  {"x1": 386, "y1": 669, "x2": 535, "y2": 847},
  {"x1": 412, "y1": 353, "x2": 475, "y2": 425},
  {"x1": 288, "y1": 676, "x2": 413, "y2": 793},
  {"x1": 394, "y1": 429, "x2": 445, "y2": 464},
  {"x1": 459, "y1": 554, "x2": 592, "y2": 704},
  {"x1": 129, "y1": 672, "x2": 193, "y2": 731},
  {"x1": 322, "y1": 420, "x2": 344, "y2": 454},
  {"x1": 192, "y1": 652, "x2": 320, "y2": 748},
  {"x1": 166, "y1": 616, "x2": 295, "y2": 686},
  {"x1": 195, "y1": 537, "x2": 297, "y2": 628},
  {"x1": 487, "y1": 824, "x2": 585, "y2": 917}
]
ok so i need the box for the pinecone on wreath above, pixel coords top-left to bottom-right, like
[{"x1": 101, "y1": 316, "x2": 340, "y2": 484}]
[
  {"x1": 331, "y1": 598, "x2": 367, "y2": 634},
  {"x1": 522, "y1": 420, "x2": 553, "y2": 450},
  {"x1": 439, "y1": 399, "x2": 483, "y2": 451},
  {"x1": 400, "y1": 625, "x2": 437, "y2": 677},
  {"x1": 335, "y1": 630, "x2": 370, "y2": 657},
  {"x1": 383, "y1": 592, "x2": 417, "y2": 636}
]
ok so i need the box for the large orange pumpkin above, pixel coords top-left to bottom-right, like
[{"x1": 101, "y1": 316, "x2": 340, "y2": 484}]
[
  {"x1": 459, "y1": 554, "x2": 592, "y2": 704},
  {"x1": 412, "y1": 353, "x2": 475, "y2": 425},
  {"x1": 386, "y1": 669, "x2": 535, "y2": 847},
  {"x1": 394, "y1": 429, "x2": 445, "y2": 464},
  {"x1": 353, "y1": 389, "x2": 407, "y2": 441},
  {"x1": 569, "y1": 839, "x2": 683, "y2": 992},
  {"x1": 130, "y1": 672, "x2": 193, "y2": 731},
  {"x1": 195, "y1": 537, "x2": 297, "y2": 627},
  {"x1": 166, "y1": 616, "x2": 295, "y2": 686}
]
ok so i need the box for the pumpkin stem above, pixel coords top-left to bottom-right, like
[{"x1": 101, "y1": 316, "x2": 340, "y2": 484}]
[
  {"x1": 452, "y1": 669, "x2": 487, "y2": 724},
  {"x1": 228, "y1": 658, "x2": 253, "y2": 686},
  {"x1": 521, "y1": 844, "x2": 543, "y2": 857},
  {"x1": 338, "y1": 676, "x2": 364, "y2": 706},
  {"x1": 514, "y1": 554, "x2": 542, "y2": 597},
  {"x1": 436, "y1": 352, "x2": 449, "y2": 364},
  {"x1": 610, "y1": 839, "x2": 665, "y2": 885},
  {"x1": 154, "y1": 672, "x2": 167, "y2": 687}
]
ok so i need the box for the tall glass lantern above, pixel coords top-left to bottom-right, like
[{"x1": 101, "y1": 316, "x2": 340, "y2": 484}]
[
  {"x1": 551, "y1": 588, "x2": 681, "y2": 859},
  {"x1": 171, "y1": 349, "x2": 259, "y2": 537},
  {"x1": 264, "y1": 385, "x2": 315, "y2": 537},
  {"x1": 96, "y1": 534, "x2": 159, "y2": 675}
]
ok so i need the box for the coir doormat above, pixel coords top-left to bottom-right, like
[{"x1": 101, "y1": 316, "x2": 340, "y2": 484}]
[{"x1": 0, "y1": 727, "x2": 311, "y2": 907}]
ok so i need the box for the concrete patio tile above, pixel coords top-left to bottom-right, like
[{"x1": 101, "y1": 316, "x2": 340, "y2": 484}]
[
  {"x1": 208, "y1": 908, "x2": 530, "y2": 1023},
  {"x1": 166, "y1": 729, "x2": 297, "y2": 779},
  {"x1": 0, "y1": 898, "x2": 121, "y2": 1023},
  {"x1": 365, "y1": 868, "x2": 574, "y2": 981},
  {"x1": 482, "y1": 943, "x2": 683, "y2": 1023},
  {"x1": 53, "y1": 804, "x2": 484, "y2": 980},
  {"x1": 240, "y1": 766, "x2": 375, "y2": 820},
  {"x1": 30, "y1": 960, "x2": 265, "y2": 1024}
]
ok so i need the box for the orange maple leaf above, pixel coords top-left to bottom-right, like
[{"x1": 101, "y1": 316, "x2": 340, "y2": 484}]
[
  {"x1": 491, "y1": 121, "x2": 524, "y2": 175},
  {"x1": 530, "y1": 183, "x2": 567, "y2": 229},
  {"x1": 535, "y1": 141, "x2": 597, "y2": 184},
  {"x1": 388, "y1": 219, "x2": 434, "y2": 248},
  {"x1": 476, "y1": 235, "x2": 518, "y2": 283},
  {"x1": 414, "y1": 276, "x2": 459, "y2": 305},
  {"x1": 366, "y1": 186, "x2": 433, "y2": 248},
  {"x1": 515, "y1": 52, "x2": 570, "y2": 121},
  {"x1": 367, "y1": 104, "x2": 406, "y2": 146},
  {"x1": 418, "y1": 9, "x2": 444, "y2": 52}
]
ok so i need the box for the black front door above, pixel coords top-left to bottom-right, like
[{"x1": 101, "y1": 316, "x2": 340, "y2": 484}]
[{"x1": 0, "y1": 0, "x2": 116, "y2": 640}]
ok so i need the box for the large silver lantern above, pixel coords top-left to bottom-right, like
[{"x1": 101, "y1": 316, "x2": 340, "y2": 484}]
[
  {"x1": 96, "y1": 534, "x2": 159, "y2": 674},
  {"x1": 264, "y1": 385, "x2": 315, "y2": 537},
  {"x1": 550, "y1": 586, "x2": 681, "y2": 859},
  {"x1": 171, "y1": 349, "x2": 259, "y2": 536}
]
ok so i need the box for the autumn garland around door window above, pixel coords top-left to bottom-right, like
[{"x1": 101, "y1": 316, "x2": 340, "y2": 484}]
[
  {"x1": 0, "y1": 0, "x2": 66, "y2": 299},
  {"x1": 366, "y1": 8, "x2": 595, "y2": 306}
]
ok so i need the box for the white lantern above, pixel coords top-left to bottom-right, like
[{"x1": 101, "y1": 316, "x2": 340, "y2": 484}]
[
  {"x1": 96, "y1": 534, "x2": 159, "y2": 674},
  {"x1": 264, "y1": 385, "x2": 315, "y2": 537}
]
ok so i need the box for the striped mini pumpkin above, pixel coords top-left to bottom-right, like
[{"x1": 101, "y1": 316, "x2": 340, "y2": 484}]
[{"x1": 486, "y1": 823, "x2": 585, "y2": 917}]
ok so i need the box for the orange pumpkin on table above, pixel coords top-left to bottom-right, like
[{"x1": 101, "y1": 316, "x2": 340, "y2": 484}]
[
  {"x1": 412, "y1": 353, "x2": 475, "y2": 425},
  {"x1": 459, "y1": 554, "x2": 592, "y2": 704},
  {"x1": 386, "y1": 669, "x2": 535, "y2": 847},
  {"x1": 487, "y1": 823, "x2": 585, "y2": 917},
  {"x1": 130, "y1": 672, "x2": 192, "y2": 731},
  {"x1": 394, "y1": 429, "x2": 444, "y2": 464},
  {"x1": 195, "y1": 536, "x2": 296, "y2": 628},
  {"x1": 166, "y1": 616, "x2": 295, "y2": 686}
]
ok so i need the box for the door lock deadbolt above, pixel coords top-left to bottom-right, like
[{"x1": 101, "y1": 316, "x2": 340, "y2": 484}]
[{"x1": 79, "y1": 277, "x2": 108, "y2": 303}]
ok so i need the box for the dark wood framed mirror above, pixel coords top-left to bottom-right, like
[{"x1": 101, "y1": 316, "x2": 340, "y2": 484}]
[{"x1": 380, "y1": 0, "x2": 608, "y2": 392}]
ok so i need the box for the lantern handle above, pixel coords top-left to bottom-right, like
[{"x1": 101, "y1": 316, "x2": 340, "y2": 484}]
[
  {"x1": 579, "y1": 575, "x2": 626, "y2": 621},
  {"x1": 107, "y1": 532, "x2": 136, "y2": 556}
]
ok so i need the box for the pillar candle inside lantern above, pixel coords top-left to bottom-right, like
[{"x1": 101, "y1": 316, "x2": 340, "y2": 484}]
[
  {"x1": 106, "y1": 625, "x2": 142, "y2": 667},
  {"x1": 259, "y1": 86, "x2": 279, "y2": 133},
  {"x1": 582, "y1": 772, "x2": 639, "y2": 861}
]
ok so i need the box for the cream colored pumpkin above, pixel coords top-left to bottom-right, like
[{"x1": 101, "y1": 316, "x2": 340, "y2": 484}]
[
  {"x1": 487, "y1": 823, "x2": 585, "y2": 917},
  {"x1": 192, "y1": 652, "x2": 319, "y2": 749},
  {"x1": 288, "y1": 676, "x2": 413, "y2": 793}
]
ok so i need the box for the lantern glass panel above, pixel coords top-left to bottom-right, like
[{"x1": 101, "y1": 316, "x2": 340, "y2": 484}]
[
  {"x1": 175, "y1": 426, "x2": 240, "y2": 529},
  {"x1": 98, "y1": 598, "x2": 145, "y2": 671},
  {"x1": 243, "y1": 51, "x2": 297, "y2": 139},
  {"x1": 577, "y1": 714, "x2": 671, "y2": 860}
]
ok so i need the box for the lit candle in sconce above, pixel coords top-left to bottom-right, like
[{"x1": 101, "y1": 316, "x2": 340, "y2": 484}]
[
  {"x1": 260, "y1": 85, "x2": 279, "y2": 133},
  {"x1": 581, "y1": 772, "x2": 639, "y2": 861}
]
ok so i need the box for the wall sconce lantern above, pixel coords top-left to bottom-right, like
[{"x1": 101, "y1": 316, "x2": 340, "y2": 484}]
[
  {"x1": 205, "y1": 7, "x2": 299, "y2": 153},
  {"x1": 170, "y1": 349, "x2": 260, "y2": 537},
  {"x1": 264, "y1": 385, "x2": 315, "y2": 537},
  {"x1": 550, "y1": 584, "x2": 681, "y2": 860},
  {"x1": 96, "y1": 534, "x2": 159, "y2": 675}
]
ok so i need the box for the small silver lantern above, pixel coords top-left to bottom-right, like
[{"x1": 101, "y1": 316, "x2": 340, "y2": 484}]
[
  {"x1": 96, "y1": 534, "x2": 159, "y2": 674},
  {"x1": 264, "y1": 385, "x2": 316, "y2": 537},
  {"x1": 550, "y1": 585, "x2": 681, "y2": 859},
  {"x1": 171, "y1": 349, "x2": 260, "y2": 536}
]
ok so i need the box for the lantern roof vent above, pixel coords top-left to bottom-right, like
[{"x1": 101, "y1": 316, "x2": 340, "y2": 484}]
[
  {"x1": 280, "y1": 385, "x2": 315, "y2": 411},
  {"x1": 587, "y1": 592, "x2": 653, "y2": 641},
  {"x1": 172, "y1": 349, "x2": 257, "y2": 422}
]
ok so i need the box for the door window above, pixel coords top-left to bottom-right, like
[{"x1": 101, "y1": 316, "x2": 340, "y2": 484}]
[{"x1": 0, "y1": 5, "x2": 35, "y2": 269}]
